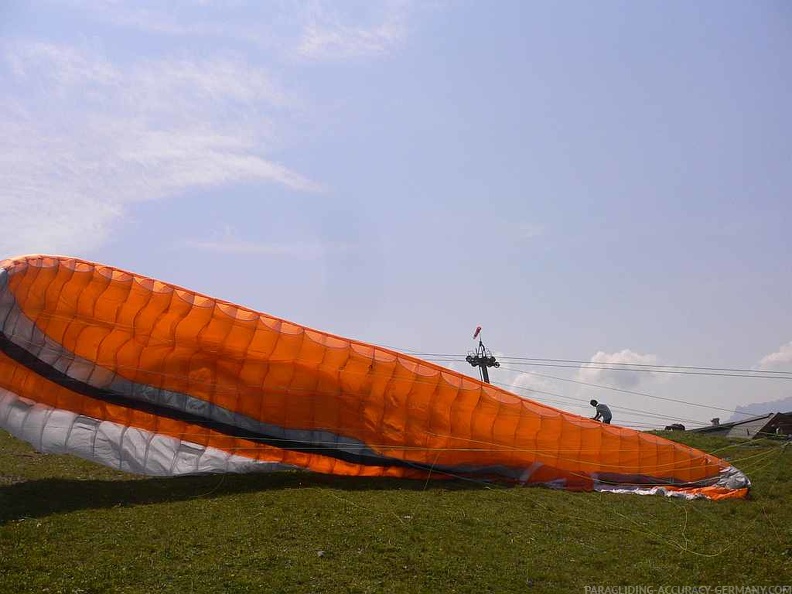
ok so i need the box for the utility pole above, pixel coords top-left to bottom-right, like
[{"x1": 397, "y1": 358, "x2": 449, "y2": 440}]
[{"x1": 465, "y1": 326, "x2": 499, "y2": 384}]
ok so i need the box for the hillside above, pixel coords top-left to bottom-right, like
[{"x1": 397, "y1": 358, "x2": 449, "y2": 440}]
[{"x1": 1, "y1": 430, "x2": 789, "y2": 593}]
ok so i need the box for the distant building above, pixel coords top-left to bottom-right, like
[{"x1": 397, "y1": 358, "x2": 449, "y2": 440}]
[{"x1": 691, "y1": 412, "x2": 792, "y2": 439}]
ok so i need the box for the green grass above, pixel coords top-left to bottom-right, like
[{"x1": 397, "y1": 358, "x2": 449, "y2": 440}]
[{"x1": 1, "y1": 430, "x2": 790, "y2": 593}]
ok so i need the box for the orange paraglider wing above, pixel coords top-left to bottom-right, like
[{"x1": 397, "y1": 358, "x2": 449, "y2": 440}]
[{"x1": 0, "y1": 255, "x2": 749, "y2": 499}]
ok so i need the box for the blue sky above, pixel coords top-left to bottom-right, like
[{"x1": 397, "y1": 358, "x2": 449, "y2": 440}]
[{"x1": 1, "y1": 0, "x2": 790, "y2": 429}]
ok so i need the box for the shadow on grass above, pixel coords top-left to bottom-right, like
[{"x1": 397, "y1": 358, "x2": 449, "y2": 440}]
[{"x1": 0, "y1": 471, "x2": 485, "y2": 524}]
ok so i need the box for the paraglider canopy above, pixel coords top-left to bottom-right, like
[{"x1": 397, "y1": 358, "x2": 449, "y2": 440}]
[{"x1": 0, "y1": 255, "x2": 750, "y2": 500}]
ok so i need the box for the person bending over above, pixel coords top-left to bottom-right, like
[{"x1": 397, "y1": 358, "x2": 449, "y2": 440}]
[{"x1": 590, "y1": 400, "x2": 612, "y2": 424}]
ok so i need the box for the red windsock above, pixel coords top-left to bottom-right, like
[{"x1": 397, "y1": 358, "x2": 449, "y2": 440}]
[{"x1": 473, "y1": 326, "x2": 482, "y2": 339}]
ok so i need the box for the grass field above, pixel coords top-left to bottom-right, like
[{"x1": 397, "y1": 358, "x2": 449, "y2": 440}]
[{"x1": 1, "y1": 430, "x2": 789, "y2": 593}]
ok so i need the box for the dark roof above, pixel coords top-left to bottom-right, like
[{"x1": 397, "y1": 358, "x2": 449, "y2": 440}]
[{"x1": 691, "y1": 412, "x2": 790, "y2": 438}]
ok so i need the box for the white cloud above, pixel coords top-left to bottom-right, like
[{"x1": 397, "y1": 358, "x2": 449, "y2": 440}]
[
  {"x1": 183, "y1": 226, "x2": 349, "y2": 259},
  {"x1": 6, "y1": 42, "x2": 119, "y2": 88},
  {"x1": 578, "y1": 349, "x2": 661, "y2": 390},
  {"x1": 296, "y1": 1, "x2": 409, "y2": 61},
  {"x1": 0, "y1": 2, "x2": 431, "y2": 258},
  {"x1": 49, "y1": 1, "x2": 253, "y2": 39},
  {"x1": 506, "y1": 371, "x2": 586, "y2": 411},
  {"x1": 509, "y1": 371, "x2": 559, "y2": 397},
  {"x1": 127, "y1": 57, "x2": 292, "y2": 110},
  {"x1": 298, "y1": 20, "x2": 404, "y2": 61},
  {"x1": 0, "y1": 42, "x2": 319, "y2": 257},
  {"x1": 756, "y1": 342, "x2": 792, "y2": 370},
  {"x1": 55, "y1": 1, "x2": 414, "y2": 60}
]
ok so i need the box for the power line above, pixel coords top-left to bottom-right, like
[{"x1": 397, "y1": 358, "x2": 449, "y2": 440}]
[
  {"x1": 495, "y1": 356, "x2": 792, "y2": 376},
  {"x1": 497, "y1": 366, "x2": 758, "y2": 421},
  {"x1": 401, "y1": 352, "x2": 792, "y2": 380},
  {"x1": 494, "y1": 376, "x2": 711, "y2": 427},
  {"x1": 498, "y1": 361, "x2": 792, "y2": 381}
]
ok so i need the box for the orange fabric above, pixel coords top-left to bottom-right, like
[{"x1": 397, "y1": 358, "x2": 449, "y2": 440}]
[
  {"x1": 0, "y1": 255, "x2": 747, "y2": 496},
  {"x1": 0, "y1": 350, "x2": 427, "y2": 479}
]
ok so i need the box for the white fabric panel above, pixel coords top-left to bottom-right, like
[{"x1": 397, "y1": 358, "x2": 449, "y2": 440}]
[
  {"x1": 0, "y1": 387, "x2": 294, "y2": 476},
  {"x1": 594, "y1": 484, "x2": 705, "y2": 499},
  {"x1": 93, "y1": 420, "x2": 126, "y2": 470},
  {"x1": 146, "y1": 434, "x2": 182, "y2": 475},
  {"x1": 87, "y1": 364, "x2": 117, "y2": 389},
  {"x1": 40, "y1": 408, "x2": 78, "y2": 451},
  {"x1": 4, "y1": 395, "x2": 35, "y2": 444},
  {"x1": 18, "y1": 402, "x2": 50, "y2": 451},
  {"x1": 65, "y1": 357, "x2": 100, "y2": 385},
  {"x1": 117, "y1": 426, "x2": 157, "y2": 474},
  {"x1": 195, "y1": 447, "x2": 244, "y2": 474},
  {"x1": 593, "y1": 463, "x2": 750, "y2": 499},
  {"x1": 66, "y1": 416, "x2": 102, "y2": 456}
]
